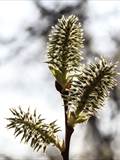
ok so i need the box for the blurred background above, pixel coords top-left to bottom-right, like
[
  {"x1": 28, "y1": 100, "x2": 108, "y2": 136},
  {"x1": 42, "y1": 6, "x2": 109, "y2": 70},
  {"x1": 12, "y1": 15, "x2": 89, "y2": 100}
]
[{"x1": 0, "y1": 0, "x2": 120, "y2": 160}]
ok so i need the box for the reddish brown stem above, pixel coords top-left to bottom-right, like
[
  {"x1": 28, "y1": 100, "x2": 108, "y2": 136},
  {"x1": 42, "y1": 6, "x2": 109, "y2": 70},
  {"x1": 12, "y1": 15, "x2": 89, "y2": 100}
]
[{"x1": 61, "y1": 98, "x2": 74, "y2": 160}]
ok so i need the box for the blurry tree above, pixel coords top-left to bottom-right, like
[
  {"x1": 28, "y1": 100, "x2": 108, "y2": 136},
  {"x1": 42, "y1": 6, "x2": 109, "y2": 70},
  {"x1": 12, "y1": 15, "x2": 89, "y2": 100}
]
[
  {"x1": 0, "y1": 154, "x2": 13, "y2": 160},
  {"x1": 30, "y1": 1, "x2": 120, "y2": 160},
  {"x1": 6, "y1": 13, "x2": 118, "y2": 160},
  {"x1": 31, "y1": 1, "x2": 120, "y2": 160}
]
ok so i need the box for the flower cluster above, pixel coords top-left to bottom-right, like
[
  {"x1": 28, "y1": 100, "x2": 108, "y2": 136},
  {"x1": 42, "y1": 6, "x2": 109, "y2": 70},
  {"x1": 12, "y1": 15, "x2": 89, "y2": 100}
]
[
  {"x1": 7, "y1": 107, "x2": 63, "y2": 152},
  {"x1": 47, "y1": 15, "x2": 118, "y2": 126},
  {"x1": 47, "y1": 15, "x2": 84, "y2": 89}
]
